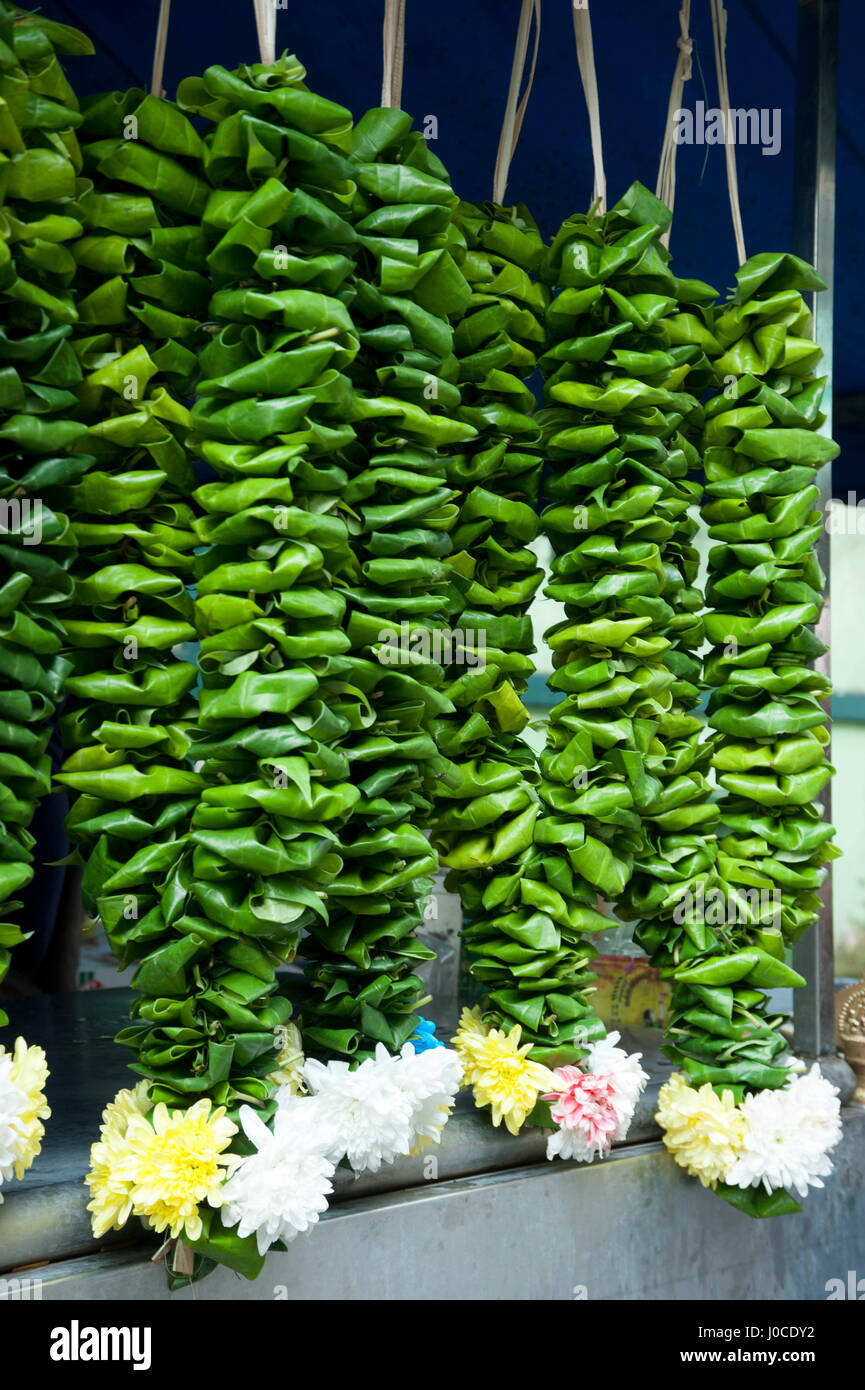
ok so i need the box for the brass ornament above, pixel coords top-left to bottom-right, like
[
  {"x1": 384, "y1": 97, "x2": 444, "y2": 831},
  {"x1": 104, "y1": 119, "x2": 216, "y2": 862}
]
[{"x1": 835, "y1": 976, "x2": 865, "y2": 1105}]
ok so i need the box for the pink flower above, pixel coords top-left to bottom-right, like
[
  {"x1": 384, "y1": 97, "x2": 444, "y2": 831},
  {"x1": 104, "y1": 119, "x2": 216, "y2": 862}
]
[{"x1": 543, "y1": 1067, "x2": 619, "y2": 1154}]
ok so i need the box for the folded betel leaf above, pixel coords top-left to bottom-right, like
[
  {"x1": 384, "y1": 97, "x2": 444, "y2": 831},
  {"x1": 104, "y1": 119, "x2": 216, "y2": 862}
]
[{"x1": 0, "y1": 3, "x2": 93, "y2": 1014}]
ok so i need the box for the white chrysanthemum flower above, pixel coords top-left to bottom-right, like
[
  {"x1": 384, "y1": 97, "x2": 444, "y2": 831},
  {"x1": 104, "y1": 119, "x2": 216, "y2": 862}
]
[
  {"x1": 394, "y1": 1043, "x2": 463, "y2": 1149},
  {"x1": 300, "y1": 1045, "x2": 414, "y2": 1172},
  {"x1": 725, "y1": 1065, "x2": 843, "y2": 1199},
  {"x1": 788, "y1": 1064, "x2": 843, "y2": 1150},
  {"x1": 546, "y1": 1122, "x2": 608, "y2": 1164},
  {"x1": 584, "y1": 1030, "x2": 649, "y2": 1140},
  {"x1": 0, "y1": 1038, "x2": 50, "y2": 1199},
  {"x1": 220, "y1": 1100, "x2": 335, "y2": 1256},
  {"x1": 0, "y1": 1058, "x2": 28, "y2": 1184}
]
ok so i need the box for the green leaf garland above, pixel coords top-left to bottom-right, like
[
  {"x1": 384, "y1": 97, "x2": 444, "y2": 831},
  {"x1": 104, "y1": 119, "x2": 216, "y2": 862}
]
[
  {"x1": 661, "y1": 252, "x2": 838, "y2": 1095},
  {"x1": 537, "y1": 184, "x2": 717, "y2": 1048},
  {"x1": 0, "y1": 4, "x2": 92, "y2": 1018},
  {"x1": 49, "y1": 83, "x2": 213, "y2": 1098},
  {"x1": 171, "y1": 55, "x2": 362, "y2": 1095},
  {"x1": 292, "y1": 106, "x2": 476, "y2": 1059},
  {"x1": 433, "y1": 200, "x2": 606, "y2": 1065}
]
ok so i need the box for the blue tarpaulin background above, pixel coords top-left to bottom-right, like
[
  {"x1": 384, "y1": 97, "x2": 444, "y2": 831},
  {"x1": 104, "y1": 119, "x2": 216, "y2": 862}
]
[{"x1": 46, "y1": 0, "x2": 865, "y2": 469}]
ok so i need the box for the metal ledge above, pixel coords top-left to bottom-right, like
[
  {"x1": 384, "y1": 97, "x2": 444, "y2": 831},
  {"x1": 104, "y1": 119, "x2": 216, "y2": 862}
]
[
  {"x1": 0, "y1": 988, "x2": 858, "y2": 1275},
  {"x1": 13, "y1": 1107, "x2": 865, "y2": 1301}
]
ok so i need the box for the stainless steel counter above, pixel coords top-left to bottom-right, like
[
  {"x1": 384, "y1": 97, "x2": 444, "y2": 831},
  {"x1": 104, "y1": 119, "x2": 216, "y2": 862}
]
[{"x1": 1, "y1": 988, "x2": 860, "y2": 1298}]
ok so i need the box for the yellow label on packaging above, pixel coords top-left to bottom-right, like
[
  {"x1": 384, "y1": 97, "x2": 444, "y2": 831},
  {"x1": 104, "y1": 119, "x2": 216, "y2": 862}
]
[{"x1": 592, "y1": 954, "x2": 672, "y2": 1030}]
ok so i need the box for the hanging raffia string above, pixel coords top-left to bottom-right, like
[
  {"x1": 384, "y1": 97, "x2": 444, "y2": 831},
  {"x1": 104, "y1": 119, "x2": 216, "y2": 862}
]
[
  {"x1": 572, "y1": 0, "x2": 606, "y2": 213},
  {"x1": 253, "y1": 0, "x2": 277, "y2": 66},
  {"x1": 381, "y1": 0, "x2": 406, "y2": 108},
  {"x1": 710, "y1": 0, "x2": 746, "y2": 265},
  {"x1": 492, "y1": 0, "x2": 541, "y2": 204},
  {"x1": 655, "y1": 1, "x2": 692, "y2": 248},
  {"x1": 150, "y1": 0, "x2": 171, "y2": 97}
]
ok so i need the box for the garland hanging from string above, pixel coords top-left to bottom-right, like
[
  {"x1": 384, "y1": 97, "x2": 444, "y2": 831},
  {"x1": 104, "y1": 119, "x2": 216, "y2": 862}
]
[{"x1": 0, "y1": 0, "x2": 844, "y2": 1280}]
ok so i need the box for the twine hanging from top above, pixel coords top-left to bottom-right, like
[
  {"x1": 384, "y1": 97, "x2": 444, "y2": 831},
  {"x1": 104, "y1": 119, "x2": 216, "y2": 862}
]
[
  {"x1": 253, "y1": 0, "x2": 278, "y2": 67},
  {"x1": 572, "y1": 0, "x2": 606, "y2": 213},
  {"x1": 710, "y1": 0, "x2": 747, "y2": 265},
  {"x1": 655, "y1": 1, "x2": 692, "y2": 248},
  {"x1": 381, "y1": 0, "x2": 406, "y2": 108},
  {"x1": 151, "y1": 0, "x2": 171, "y2": 97},
  {"x1": 492, "y1": 0, "x2": 542, "y2": 205}
]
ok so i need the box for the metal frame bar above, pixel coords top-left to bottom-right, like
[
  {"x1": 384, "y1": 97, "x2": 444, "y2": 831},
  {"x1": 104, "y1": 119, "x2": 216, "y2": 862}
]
[{"x1": 792, "y1": 0, "x2": 839, "y2": 1056}]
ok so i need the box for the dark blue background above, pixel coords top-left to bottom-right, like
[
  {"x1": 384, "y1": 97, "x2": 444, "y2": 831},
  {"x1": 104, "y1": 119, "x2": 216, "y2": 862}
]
[{"x1": 48, "y1": 0, "x2": 865, "y2": 472}]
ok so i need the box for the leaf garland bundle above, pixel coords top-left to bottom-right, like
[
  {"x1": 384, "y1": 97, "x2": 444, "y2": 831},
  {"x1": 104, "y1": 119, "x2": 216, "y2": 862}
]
[
  {"x1": 78, "y1": 58, "x2": 365, "y2": 1284},
  {"x1": 652, "y1": 252, "x2": 842, "y2": 1214},
  {"x1": 291, "y1": 106, "x2": 478, "y2": 1060},
  {"x1": 436, "y1": 199, "x2": 650, "y2": 1152},
  {"x1": 433, "y1": 202, "x2": 602, "y2": 1064},
  {"x1": 434, "y1": 200, "x2": 546, "y2": 855},
  {"x1": 535, "y1": 188, "x2": 841, "y2": 1199},
  {"x1": 147, "y1": 54, "x2": 367, "y2": 1103},
  {"x1": 537, "y1": 181, "x2": 716, "y2": 980},
  {"x1": 702, "y1": 252, "x2": 837, "y2": 959},
  {"x1": 74, "y1": 67, "x2": 464, "y2": 1286},
  {"x1": 52, "y1": 87, "x2": 214, "y2": 1092},
  {"x1": 0, "y1": 5, "x2": 93, "y2": 1017},
  {"x1": 0, "y1": 2, "x2": 841, "y2": 1252}
]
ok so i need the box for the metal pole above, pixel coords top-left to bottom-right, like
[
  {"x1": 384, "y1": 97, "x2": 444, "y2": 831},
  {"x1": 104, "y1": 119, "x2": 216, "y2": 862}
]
[{"x1": 792, "y1": 0, "x2": 838, "y2": 1056}]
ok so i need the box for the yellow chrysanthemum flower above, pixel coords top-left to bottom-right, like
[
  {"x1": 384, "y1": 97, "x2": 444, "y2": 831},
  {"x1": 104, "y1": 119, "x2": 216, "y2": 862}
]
[
  {"x1": 99, "y1": 1080, "x2": 152, "y2": 1137},
  {"x1": 87, "y1": 1126, "x2": 140, "y2": 1239},
  {"x1": 124, "y1": 1099, "x2": 238, "y2": 1242},
  {"x1": 6, "y1": 1036, "x2": 50, "y2": 1179},
  {"x1": 656, "y1": 1072, "x2": 746, "y2": 1188},
  {"x1": 268, "y1": 1023, "x2": 306, "y2": 1093},
  {"x1": 451, "y1": 1006, "x2": 490, "y2": 1087},
  {"x1": 86, "y1": 1083, "x2": 153, "y2": 1239},
  {"x1": 468, "y1": 1024, "x2": 555, "y2": 1137}
]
